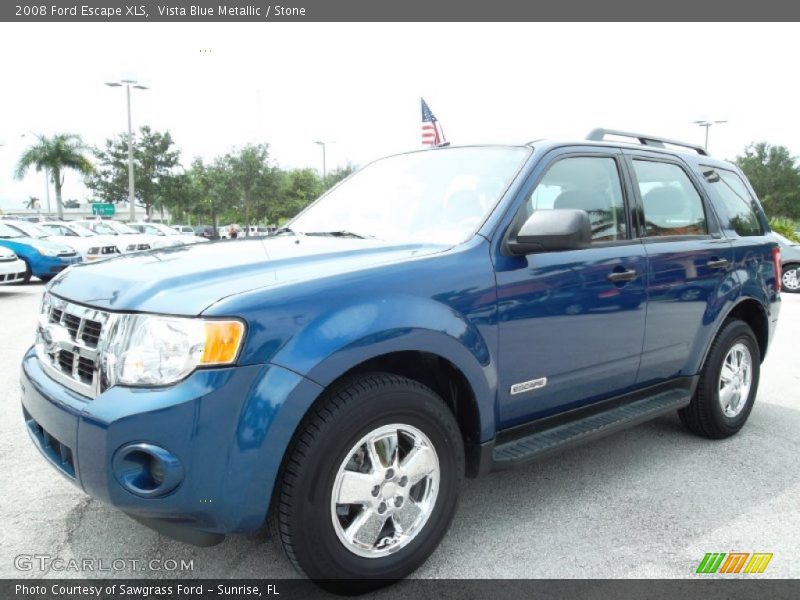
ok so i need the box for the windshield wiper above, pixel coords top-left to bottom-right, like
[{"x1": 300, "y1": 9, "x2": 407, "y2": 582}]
[
  {"x1": 272, "y1": 227, "x2": 299, "y2": 236},
  {"x1": 303, "y1": 230, "x2": 374, "y2": 239}
]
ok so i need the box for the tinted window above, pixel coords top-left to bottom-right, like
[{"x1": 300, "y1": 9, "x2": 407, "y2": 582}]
[
  {"x1": 633, "y1": 160, "x2": 707, "y2": 236},
  {"x1": 525, "y1": 156, "x2": 627, "y2": 242},
  {"x1": 706, "y1": 169, "x2": 763, "y2": 236}
]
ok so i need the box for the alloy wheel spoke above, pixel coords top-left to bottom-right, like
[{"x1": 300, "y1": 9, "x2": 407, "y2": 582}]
[
  {"x1": 345, "y1": 508, "x2": 388, "y2": 548},
  {"x1": 337, "y1": 470, "x2": 379, "y2": 505},
  {"x1": 720, "y1": 362, "x2": 736, "y2": 384},
  {"x1": 719, "y1": 382, "x2": 735, "y2": 408},
  {"x1": 392, "y1": 499, "x2": 423, "y2": 533},
  {"x1": 401, "y1": 443, "x2": 437, "y2": 485}
]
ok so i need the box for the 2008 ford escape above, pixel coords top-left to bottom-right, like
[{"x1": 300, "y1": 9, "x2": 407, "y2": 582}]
[{"x1": 20, "y1": 129, "x2": 781, "y2": 586}]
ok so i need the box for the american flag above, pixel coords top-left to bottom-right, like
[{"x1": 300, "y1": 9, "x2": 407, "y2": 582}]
[{"x1": 421, "y1": 97, "x2": 446, "y2": 146}]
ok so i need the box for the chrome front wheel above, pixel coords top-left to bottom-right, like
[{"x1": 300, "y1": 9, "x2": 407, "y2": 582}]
[{"x1": 331, "y1": 423, "x2": 440, "y2": 558}]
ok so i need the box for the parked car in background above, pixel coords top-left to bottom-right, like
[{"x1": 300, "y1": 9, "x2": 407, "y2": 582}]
[
  {"x1": 75, "y1": 220, "x2": 164, "y2": 253},
  {"x1": 218, "y1": 224, "x2": 243, "y2": 239},
  {"x1": 0, "y1": 246, "x2": 27, "y2": 284},
  {"x1": 130, "y1": 222, "x2": 208, "y2": 245},
  {"x1": 196, "y1": 225, "x2": 219, "y2": 240},
  {"x1": 172, "y1": 225, "x2": 198, "y2": 236},
  {"x1": 7, "y1": 220, "x2": 120, "y2": 263},
  {"x1": 771, "y1": 232, "x2": 800, "y2": 293},
  {"x1": 0, "y1": 222, "x2": 80, "y2": 282},
  {"x1": 245, "y1": 225, "x2": 272, "y2": 236}
]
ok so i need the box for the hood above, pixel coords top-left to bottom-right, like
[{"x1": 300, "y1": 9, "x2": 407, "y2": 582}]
[
  {"x1": 47, "y1": 236, "x2": 446, "y2": 315},
  {"x1": 0, "y1": 236, "x2": 74, "y2": 253}
]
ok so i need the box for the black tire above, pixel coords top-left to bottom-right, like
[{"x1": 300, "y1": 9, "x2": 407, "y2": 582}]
[
  {"x1": 270, "y1": 372, "x2": 464, "y2": 591},
  {"x1": 13, "y1": 260, "x2": 31, "y2": 285},
  {"x1": 782, "y1": 263, "x2": 800, "y2": 293},
  {"x1": 679, "y1": 319, "x2": 760, "y2": 439}
]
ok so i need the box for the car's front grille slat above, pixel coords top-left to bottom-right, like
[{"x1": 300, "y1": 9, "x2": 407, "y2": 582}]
[{"x1": 35, "y1": 295, "x2": 111, "y2": 399}]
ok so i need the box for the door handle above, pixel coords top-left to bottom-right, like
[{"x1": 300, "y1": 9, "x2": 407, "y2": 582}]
[
  {"x1": 608, "y1": 269, "x2": 638, "y2": 283},
  {"x1": 707, "y1": 258, "x2": 730, "y2": 270}
]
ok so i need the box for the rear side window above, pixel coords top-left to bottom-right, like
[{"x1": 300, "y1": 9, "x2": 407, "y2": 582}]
[
  {"x1": 705, "y1": 168, "x2": 763, "y2": 236},
  {"x1": 632, "y1": 160, "x2": 708, "y2": 237},
  {"x1": 525, "y1": 156, "x2": 627, "y2": 242}
]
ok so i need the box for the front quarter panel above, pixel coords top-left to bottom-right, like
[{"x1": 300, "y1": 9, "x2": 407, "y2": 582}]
[{"x1": 205, "y1": 238, "x2": 499, "y2": 441}]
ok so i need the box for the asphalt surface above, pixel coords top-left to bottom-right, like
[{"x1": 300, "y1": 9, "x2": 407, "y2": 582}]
[{"x1": 1, "y1": 282, "x2": 798, "y2": 583}]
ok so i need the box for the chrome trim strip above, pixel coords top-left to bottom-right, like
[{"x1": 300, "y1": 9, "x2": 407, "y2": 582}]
[{"x1": 35, "y1": 295, "x2": 113, "y2": 399}]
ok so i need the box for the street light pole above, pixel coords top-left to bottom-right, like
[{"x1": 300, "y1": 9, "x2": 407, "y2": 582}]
[
  {"x1": 314, "y1": 140, "x2": 334, "y2": 182},
  {"x1": 106, "y1": 78, "x2": 148, "y2": 221},
  {"x1": 693, "y1": 120, "x2": 727, "y2": 151},
  {"x1": 126, "y1": 83, "x2": 135, "y2": 221}
]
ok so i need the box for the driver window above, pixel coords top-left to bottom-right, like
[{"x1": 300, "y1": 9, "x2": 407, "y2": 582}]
[{"x1": 525, "y1": 156, "x2": 627, "y2": 242}]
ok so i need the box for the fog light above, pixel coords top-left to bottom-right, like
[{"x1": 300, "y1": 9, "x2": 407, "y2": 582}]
[{"x1": 112, "y1": 443, "x2": 183, "y2": 498}]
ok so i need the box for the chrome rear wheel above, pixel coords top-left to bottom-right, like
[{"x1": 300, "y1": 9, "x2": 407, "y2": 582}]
[{"x1": 718, "y1": 342, "x2": 752, "y2": 418}]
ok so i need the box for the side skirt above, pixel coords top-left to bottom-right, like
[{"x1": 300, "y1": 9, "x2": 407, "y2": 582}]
[{"x1": 465, "y1": 377, "x2": 696, "y2": 477}]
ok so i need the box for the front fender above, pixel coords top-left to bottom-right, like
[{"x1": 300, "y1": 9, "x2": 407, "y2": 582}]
[{"x1": 270, "y1": 294, "x2": 497, "y2": 441}]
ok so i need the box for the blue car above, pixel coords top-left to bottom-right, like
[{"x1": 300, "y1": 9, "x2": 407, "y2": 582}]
[
  {"x1": 20, "y1": 130, "x2": 781, "y2": 588},
  {"x1": 0, "y1": 222, "x2": 81, "y2": 283}
]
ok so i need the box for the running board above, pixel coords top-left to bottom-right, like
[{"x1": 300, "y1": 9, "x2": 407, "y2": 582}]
[{"x1": 492, "y1": 389, "x2": 691, "y2": 470}]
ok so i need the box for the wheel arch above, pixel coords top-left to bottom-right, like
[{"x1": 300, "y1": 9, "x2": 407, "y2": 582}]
[{"x1": 701, "y1": 297, "x2": 770, "y2": 368}]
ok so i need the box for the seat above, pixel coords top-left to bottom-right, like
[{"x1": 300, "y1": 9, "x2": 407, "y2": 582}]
[{"x1": 642, "y1": 187, "x2": 698, "y2": 235}]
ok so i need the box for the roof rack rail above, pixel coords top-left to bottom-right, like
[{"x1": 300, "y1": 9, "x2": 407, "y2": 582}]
[{"x1": 586, "y1": 128, "x2": 707, "y2": 156}]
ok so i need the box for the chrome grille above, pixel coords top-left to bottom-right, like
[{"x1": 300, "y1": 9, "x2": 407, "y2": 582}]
[{"x1": 35, "y1": 294, "x2": 112, "y2": 398}]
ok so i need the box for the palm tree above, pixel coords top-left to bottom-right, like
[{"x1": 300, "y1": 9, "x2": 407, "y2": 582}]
[{"x1": 15, "y1": 134, "x2": 92, "y2": 219}]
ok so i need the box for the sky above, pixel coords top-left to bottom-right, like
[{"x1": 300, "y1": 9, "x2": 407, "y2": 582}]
[{"x1": 1, "y1": 22, "x2": 799, "y2": 209}]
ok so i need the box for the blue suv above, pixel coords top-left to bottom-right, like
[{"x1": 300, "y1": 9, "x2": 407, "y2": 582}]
[{"x1": 19, "y1": 130, "x2": 781, "y2": 587}]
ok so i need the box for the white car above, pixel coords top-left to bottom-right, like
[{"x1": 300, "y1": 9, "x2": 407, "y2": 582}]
[
  {"x1": 1, "y1": 220, "x2": 121, "y2": 263},
  {"x1": 0, "y1": 246, "x2": 26, "y2": 284},
  {"x1": 38, "y1": 221, "x2": 121, "y2": 262},
  {"x1": 75, "y1": 220, "x2": 170, "y2": 253},
  {"x1": 130, "y1": 222, "x2": 208, "y2": 245},
  {"x1": 172, "y1": 225, "x2": 198, "y2": 236}
]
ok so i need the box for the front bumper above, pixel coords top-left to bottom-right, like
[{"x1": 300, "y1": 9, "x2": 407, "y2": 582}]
[
  {"x1": 0, "y1": 258, "x2": 26, "y2": 283},
  {"x1": 30, "y1": 255, "x2": 81, "y2": 277},
  {"x1": 20, "y1": 348, "x2": 323, "y2": 536}
]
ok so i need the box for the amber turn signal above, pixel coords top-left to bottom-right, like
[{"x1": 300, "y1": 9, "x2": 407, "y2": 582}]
[{"x1": 199, "y1": 320, "x2": 245, "y2": 365}]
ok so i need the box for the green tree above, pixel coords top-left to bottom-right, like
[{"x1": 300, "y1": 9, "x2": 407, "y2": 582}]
[
  {"x1": 735, "y1": 142, "x2": 800, "y2": 220},
  {"x1": 15, "y1": 134, "x2": 92, "y2": 219},
  {"x1": 88, "y1": 126, "x2": 181, "y2": 218},
  {"x1": 323, "y1": 163, "x2": 357, "y2": 191},
  {"x1": 224, "y1": 144, "x2": 282, "y2": 233},
  {"x1": 276, "y1": 169, "x2": 322, "y2": 223}
]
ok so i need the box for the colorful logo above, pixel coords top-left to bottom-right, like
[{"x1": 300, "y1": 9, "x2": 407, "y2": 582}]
[{"x1": 696, "y1": 552, "x2": 773, "y2": 574}]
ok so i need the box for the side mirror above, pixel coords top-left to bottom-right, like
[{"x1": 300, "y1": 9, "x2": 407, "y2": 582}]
[{"x1": 507, "y1": 209, "x2": 591, "y2": 255}]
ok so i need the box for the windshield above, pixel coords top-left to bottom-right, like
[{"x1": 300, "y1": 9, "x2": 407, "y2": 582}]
[
  {"x1": 109, "y1": 222, "x2": 138, "y2": 235},
  {"x1": 7, "y1": 221, "x2": 50, "y2": 238},
  {"x1": 43, "y1": 223, "x2": 95, "y2": 237},
  {"x1": 66, "y1": 223, "x2": 96, "y2": 237},
  {"x1": 290, "y1": 146, "x2": 529, "y2": 244},
  {"x1": 83, "y1": 221, "x2": 117, "y2": 235},
  {"x1": 0, "y1": 223, "x2": 24, "y2": 238}
]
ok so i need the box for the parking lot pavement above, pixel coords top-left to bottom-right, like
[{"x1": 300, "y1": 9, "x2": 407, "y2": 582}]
[{"x1": 1, "y1": 283, "x2": 798, "y2": 581}]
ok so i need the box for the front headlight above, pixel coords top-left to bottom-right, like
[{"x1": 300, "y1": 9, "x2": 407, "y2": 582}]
[
  {"x1": 32, "y1": 243, "x2": 60, "y2": 257},
  {"x1": 102, "y1": 314, "x2": 245, "y2": 387}
]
